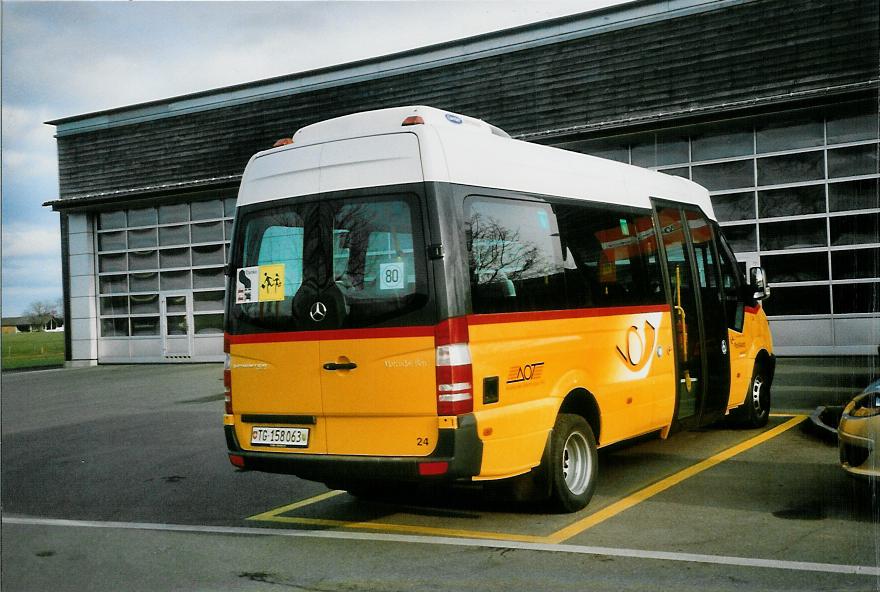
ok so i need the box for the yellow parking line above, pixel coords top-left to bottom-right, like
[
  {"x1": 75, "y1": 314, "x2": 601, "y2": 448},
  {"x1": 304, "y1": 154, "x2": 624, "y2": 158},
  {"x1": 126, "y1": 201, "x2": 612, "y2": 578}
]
[
  {"x1": 256, "y1": 514, "x2": 549, "y2": 543},
  {"x1": 247, "y1": 416, "x2": 807, "y2": 545},
  {"x1": 248, "y1": 488, "x2": 547, "y2": 542},
  {"x1": 247, "y1": 490, "x2": 345, "y2": 521},
  {"x1": 546, "y1": 415, "x2": 807, "y2": 543}
]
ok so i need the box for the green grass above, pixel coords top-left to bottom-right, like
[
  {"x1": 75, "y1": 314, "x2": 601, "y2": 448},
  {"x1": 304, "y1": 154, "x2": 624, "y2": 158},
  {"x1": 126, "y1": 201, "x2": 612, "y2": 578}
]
[{"x1": 1, "y1": 331, "x2": 65, "y2": 370}]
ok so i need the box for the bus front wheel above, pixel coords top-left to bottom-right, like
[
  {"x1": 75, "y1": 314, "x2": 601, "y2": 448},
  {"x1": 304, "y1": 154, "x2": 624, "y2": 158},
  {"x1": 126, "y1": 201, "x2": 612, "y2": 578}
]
[
  {"x1": 547, "y1": 414, "x2": 598, "y2": 513},
  {"x1": 731, "y1": 364, "x2": 771, "y2": 428}
]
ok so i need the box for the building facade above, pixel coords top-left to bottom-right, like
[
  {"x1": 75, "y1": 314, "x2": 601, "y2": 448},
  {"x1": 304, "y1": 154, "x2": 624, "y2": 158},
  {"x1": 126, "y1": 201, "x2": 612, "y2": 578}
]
[{"x1": 47, "y1": 0, "x2": 879, "y2": 365}]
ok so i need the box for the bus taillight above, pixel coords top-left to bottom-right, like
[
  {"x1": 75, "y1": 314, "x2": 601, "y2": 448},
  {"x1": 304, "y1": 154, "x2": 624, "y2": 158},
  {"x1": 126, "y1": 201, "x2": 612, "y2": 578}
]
[
  {"x1": 435, "y1": 317, "x2": 472, "y2": 415},
  {"x1": 224, "y1": 334, "x2": 232, "y2": 415}
]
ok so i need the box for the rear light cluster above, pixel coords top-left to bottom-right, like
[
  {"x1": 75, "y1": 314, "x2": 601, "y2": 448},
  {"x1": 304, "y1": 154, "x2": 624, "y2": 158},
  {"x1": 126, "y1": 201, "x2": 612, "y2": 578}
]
[
  {"x1": 434, "y1": 317, "x2": 472, "y2": 416},
  {"x1": 223, "y1": 334, "x2": 232, "y2": 415}
]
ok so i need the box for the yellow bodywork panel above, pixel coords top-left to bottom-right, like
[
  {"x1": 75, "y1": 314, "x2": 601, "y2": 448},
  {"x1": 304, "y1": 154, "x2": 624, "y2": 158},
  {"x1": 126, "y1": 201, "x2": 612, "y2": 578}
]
[
  {"x1": 467, "y1": 308, "x2": 676, "y2": 478},
  {"x1": 726, "y1": 305, "x2": 774, "y2": 410},
  {"x1": 230, "y1": 334, "x2": 437, "y2": 457}
]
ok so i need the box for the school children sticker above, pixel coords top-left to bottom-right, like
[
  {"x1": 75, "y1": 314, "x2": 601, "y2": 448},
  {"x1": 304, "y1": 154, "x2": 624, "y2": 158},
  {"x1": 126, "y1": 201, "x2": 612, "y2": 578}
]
[{"x1": 236, "y1": 265, "x2": 285, "y2": 304}]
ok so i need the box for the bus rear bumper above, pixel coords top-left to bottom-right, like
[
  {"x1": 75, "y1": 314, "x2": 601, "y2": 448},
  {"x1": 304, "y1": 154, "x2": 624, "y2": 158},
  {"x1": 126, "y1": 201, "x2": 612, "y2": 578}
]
[{"x1": 225, "y1": 414, "x2": 483, "y2": 482}]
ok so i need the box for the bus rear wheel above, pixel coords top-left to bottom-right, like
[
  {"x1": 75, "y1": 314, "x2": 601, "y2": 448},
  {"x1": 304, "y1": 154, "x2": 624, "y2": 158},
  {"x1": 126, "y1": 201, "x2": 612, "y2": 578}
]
[{"x1": 547, "y1": 414, "x2": 598, "y2": 513}]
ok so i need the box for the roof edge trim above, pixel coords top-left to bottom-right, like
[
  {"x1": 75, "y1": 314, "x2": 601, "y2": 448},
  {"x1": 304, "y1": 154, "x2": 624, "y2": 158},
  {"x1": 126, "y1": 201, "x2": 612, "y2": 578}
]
[{"x1": 48, "y1": 0, "x2": 745, "y2": 137}]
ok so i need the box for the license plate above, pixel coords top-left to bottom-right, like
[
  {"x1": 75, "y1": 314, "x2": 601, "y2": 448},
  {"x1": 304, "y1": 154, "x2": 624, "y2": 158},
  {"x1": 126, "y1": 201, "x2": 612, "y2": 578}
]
[{"x1": 251, "y1": 426, "x2": 310, "y2": 448}]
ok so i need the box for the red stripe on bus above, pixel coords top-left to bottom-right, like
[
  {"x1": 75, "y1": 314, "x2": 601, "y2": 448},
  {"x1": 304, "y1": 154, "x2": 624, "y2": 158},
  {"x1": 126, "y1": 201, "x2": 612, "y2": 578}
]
[
  {"x1": 467, "y1": 304, "x2": 668, "y2": 326},
  {"x1": 227, "y1": 304, "x2": 669, "y2": 344},
  {"x1": 226, "y1": 325, "x2": 435, "y2": 345}
]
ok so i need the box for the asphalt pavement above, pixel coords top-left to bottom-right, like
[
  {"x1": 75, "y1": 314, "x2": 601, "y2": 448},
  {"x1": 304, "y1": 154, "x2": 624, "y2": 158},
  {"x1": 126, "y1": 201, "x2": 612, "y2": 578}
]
[{"x1": 2, "y1": 363, "x2": 878, "y2": 591}]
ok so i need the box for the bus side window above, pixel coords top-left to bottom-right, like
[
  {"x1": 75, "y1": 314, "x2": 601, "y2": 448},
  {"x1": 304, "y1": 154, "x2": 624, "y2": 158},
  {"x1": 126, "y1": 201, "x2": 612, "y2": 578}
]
[
  {"x1": 716, "y1": 233, "x2": 745, "y2": 333},
  {"x1": 466, "y1": 197, "x2": 567, "y2": 314},
  {"x1": 554, "y1": 205, "x2": 665, "y2": 308}
]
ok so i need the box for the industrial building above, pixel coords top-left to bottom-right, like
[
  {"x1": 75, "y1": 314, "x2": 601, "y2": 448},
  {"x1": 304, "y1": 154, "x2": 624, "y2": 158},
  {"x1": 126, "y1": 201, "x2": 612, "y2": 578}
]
[{"x1": 46, "y1": 0, "x2": 879, "y2": 364}]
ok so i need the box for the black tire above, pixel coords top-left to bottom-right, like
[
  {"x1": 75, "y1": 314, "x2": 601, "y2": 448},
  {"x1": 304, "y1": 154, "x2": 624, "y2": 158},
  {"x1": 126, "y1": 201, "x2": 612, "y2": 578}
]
[
  {"x1": 733, "y1": 364, "x2": 771, "y2": 428},
  {"x1": 546, "y1": 414, "x2": 598, "y2": 513}
]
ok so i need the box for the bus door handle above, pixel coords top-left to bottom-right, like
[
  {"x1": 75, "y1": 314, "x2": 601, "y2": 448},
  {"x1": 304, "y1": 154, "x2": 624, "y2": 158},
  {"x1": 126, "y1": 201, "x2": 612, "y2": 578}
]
[{"x1": 323, "y1": 362, "x2": 357, "y2": 371}]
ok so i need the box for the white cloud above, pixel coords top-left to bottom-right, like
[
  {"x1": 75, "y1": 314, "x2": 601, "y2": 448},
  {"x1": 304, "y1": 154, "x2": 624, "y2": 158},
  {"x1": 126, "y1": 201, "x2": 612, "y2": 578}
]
[
  {"x1": 1, "y1": 105, "x2": 58, "y2": 179},
  {"x1": 2, "y1": 223, "x2": 61, "y2": 258}
]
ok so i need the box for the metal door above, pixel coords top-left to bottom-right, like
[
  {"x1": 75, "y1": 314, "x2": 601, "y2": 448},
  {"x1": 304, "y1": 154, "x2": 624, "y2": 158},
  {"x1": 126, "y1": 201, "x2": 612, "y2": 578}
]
[{"x1": 161, "y1": 293, "x2": 193, "y2": 358}]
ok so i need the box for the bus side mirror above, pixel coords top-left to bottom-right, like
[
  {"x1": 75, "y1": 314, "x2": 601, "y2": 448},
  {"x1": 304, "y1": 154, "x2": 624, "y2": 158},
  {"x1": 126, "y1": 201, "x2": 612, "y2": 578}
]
[{"x1": 749, "y1": 266, "x2": 770, "y2": 301}]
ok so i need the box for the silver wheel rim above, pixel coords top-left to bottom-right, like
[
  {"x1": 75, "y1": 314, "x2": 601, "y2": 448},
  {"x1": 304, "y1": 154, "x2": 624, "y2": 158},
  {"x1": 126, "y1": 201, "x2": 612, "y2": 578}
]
[
  {"x1": 562, "y1": 431, "x2": 591, "y2": 495},
  {"x1": 751, "y1": 376, "x2": 764, "y2": 415}
]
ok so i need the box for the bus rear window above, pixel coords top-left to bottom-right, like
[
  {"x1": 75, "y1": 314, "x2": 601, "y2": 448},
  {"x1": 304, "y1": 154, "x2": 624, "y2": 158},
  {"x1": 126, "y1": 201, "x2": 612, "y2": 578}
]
[{"x1": 227, "y1": 195, "x2": 431, "y2": 333}]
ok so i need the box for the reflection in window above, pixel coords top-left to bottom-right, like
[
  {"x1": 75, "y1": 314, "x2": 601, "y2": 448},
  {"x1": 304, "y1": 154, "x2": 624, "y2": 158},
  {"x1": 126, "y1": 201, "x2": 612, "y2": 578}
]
[
  {"x1": 100, "y1": 296, "x2": 128, "y2": 316},
  {"x1": 100, "y1": 275, "x2": 128, "y2": 294},
  {"x1": 827, "y1": 103, "x2": 880, "y2": 144},
  {"x1": 130, "y1": 317, "x2": 160, "y2": 336},
  {"x1": 831, "y1": 248, "x2": 880, "y2": 280},
  {"x1": 760, "y1": 219, "x2": 826, "y2": 250},
  {"x1": 761, "y1": 252, "x2": 828, "y2": 282},
  {"x1": 191, "y1": 200, "x2": 224, "y2": 221},
  {"x1": 833, "y1": 282, "x2": 880, "y2": 314},
  {"x1": 159, "y1": 203, "x2": 189, "y2": 224},
  {"x1": 160, "y1": 271, "x2": 191, "y2": 291},
  {"x1": 130, "y1": 294, "x2": 159, "y2": 314},
  {"x1": 160, "y1": 248, "x2": 190, "y2": 269},
  {"x1": 719, "y1": 224, "x2": 756, "y2": 252},
  {"x1": 194, "y1": 314, "x2": 224, "y2": 334},
  {"x1": 757, "y1": 151, "x2": 824, "y2": 186},
  {"x1": 192, "y1": 244, "x2": 225, "y2": 267},
  {"x1": 827, "y1": 144, "x2": 879, "y2": 179},
  {"x1": 98, "y1": 231, "x2": 126, "y2": 251},
  {"x1": 711, "y1": 192, "x2": 754, "y2": 222},
  {"x1": 692, "y1": 160, "x2": 753, "y2": 191},
  {"x1": 756, "y1": 114, "x2": 823, "y2": 153},
  {"x1": 127, "y1": 228, "x2": 157, "y2": 249},
  {"x1": 762, "y1": 285, "x2": 830, "y2": 316},
  {"x1": 758, "y1": 185, "x2": 825, "y2": 218},
  {"x1": 829, "y1": 179, "x2": 880, "y2": 212},
  {"x1": 165, "y1": 295, "x2": 187, "y2": 313},
  {"x1": 128, "y1": 250, "x2": 158, "y2": 271},
  {"x1": 830, "y1": 214, "x2": 880, "y2": 246},
  {"x1": 98, "y1": 211, "x2": 126, "y2": 230},
  {"x1": 159, "y1": 225, "x2": 189, "y2": 246},
  {"x1": 99, "y1": 253, "x2": 127, "y2": 273},
  {"x1": 191, "y1": 222, "x2": 224, "y2": 243},
  {"x1": 127, "y1": 207, "x2": 157, "y2": 227},
  {"x1": 166, "y1": 315, "x2": 188, "y2": 335},
  {"x1": 194, "y1": 290, "x2": 225, "y2": 312},
  {"x1": 192, "y1": 268, "x2": 225, "y2": 289},
  {"x1": 691, "y1": 120, "x2": 753, "y2": 161},
  {"x1": 630, "y1": 132, "x2": 688, "y2": 167},
  {"x1": 129, "y1": 272, "x2": 158, "y2": 292},
  {"x1": 101, "y1": 318, "x2": 129, "y2": 336},
  {"x1": 467, "y1": 199, "x2": 565, "y2": 313}
]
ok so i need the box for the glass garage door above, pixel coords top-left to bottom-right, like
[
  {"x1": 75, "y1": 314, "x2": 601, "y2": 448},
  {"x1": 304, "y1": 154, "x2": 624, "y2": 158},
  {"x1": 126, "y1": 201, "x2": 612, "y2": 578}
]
[{"x1": 95, "y1": 196, "x2": 234, "y2": 362}]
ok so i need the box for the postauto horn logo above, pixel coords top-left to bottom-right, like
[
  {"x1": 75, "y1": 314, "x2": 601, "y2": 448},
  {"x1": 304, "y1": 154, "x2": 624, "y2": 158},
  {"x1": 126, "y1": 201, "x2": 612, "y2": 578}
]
[{"x1": 616, "y1": 319, "x2": 657, "y2": 372}]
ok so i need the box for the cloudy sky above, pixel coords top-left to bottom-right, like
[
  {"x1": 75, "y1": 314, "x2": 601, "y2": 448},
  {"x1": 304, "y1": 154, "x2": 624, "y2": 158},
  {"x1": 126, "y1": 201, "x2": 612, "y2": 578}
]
[{"x1": 1, "y1": 0, "x2": 628, "y2": 316}]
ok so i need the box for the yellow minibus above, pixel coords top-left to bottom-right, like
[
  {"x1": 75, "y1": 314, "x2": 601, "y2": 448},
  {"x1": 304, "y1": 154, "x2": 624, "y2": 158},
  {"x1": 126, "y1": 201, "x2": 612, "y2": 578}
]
[{"x1": 223, "y1": 106, "x2": 774, "y2": 512}]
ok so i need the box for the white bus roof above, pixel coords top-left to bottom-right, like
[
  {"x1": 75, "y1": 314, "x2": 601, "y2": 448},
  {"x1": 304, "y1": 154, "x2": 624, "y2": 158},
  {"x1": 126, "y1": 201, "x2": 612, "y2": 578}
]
[{"x1": 237, "y1": 105, "x2": 715, "y2": 220}]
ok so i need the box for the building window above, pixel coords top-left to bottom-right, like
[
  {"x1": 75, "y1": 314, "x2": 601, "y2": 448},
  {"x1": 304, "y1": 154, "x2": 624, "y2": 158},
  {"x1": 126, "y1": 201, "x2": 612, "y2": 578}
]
[
  {"x1": 96, "y1": 196, "x2": 233, "y2": 347},
  {"x1": 557, "y1": 99, "x2": 879, "y2": 332}
]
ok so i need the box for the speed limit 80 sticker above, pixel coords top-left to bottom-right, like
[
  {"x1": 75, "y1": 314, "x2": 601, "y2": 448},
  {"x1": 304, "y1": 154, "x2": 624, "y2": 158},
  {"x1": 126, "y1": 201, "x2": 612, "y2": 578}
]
[{"x1": 379, "y1": 262, "x2": 405, "y2": 290}]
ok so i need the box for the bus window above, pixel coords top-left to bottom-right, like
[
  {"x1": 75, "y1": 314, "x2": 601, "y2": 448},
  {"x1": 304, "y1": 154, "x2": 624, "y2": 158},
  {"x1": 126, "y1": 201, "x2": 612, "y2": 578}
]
[
  {"x1": 717, "y1": 234, "x2": 745, "y2": 332},
  {"x1": 466, "y1": 197, "x2": 566, "y2": 313},
  {"x1": 554, "y1": 205, "x2": 664, "y2": 309}
]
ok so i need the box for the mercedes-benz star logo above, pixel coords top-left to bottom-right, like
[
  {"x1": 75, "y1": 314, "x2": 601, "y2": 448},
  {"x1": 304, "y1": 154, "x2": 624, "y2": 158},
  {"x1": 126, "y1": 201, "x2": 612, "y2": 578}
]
[{"x1": 309, "y1": 301, "x2": 327, "y2": 322}]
